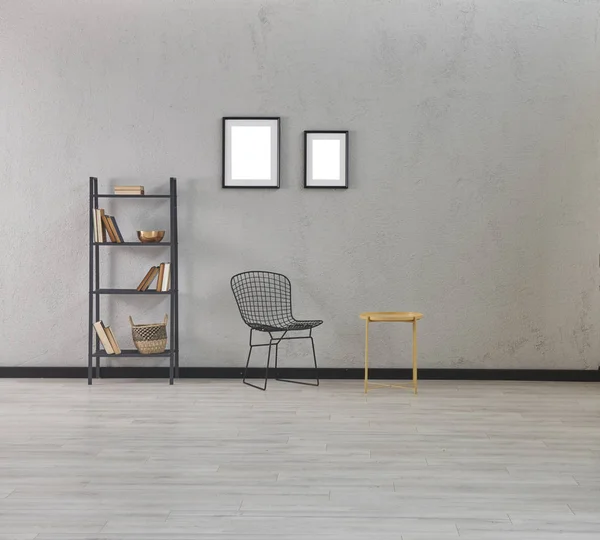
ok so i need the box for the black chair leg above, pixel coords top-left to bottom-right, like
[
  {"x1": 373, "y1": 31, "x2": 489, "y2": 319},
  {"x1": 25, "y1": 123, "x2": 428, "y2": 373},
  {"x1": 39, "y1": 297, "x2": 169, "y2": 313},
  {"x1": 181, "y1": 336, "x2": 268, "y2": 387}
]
[
  {"x1": 276, "y1": 334, "x2": 319, "y2": 387},
  {"x1": 310, "y1": 335, "x2": 320, "y2": 387},
  {"x1": 242, "y1": 343, "x2": 253, "y2": 382},
  {"x1": 243, "y1": 340, "x2": 272, "y2": 391}
]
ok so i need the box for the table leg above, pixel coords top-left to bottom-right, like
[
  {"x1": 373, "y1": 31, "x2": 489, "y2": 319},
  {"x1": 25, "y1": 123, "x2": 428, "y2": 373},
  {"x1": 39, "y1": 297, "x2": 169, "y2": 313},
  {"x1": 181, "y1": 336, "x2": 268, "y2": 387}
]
[
  {"x1": 412, "y1": 318, "x2": 418, "y2": 395},
  {"x1": 364, "y1": 318, "x2": 369, "y2": 394}
]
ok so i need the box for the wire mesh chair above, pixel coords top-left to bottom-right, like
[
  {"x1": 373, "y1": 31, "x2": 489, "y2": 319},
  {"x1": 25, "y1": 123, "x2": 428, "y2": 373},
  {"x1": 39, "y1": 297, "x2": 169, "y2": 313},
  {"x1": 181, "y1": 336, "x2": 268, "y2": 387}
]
[{"x1": 231, "y1": 271, "x2": 322, "y2": 390}]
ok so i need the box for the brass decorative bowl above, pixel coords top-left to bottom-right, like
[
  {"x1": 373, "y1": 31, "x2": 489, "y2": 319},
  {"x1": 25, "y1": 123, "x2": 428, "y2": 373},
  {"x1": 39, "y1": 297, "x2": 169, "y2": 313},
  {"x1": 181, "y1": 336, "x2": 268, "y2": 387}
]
[{"x1": 137, "y1": 230, "x2": 165, "y2": 243}]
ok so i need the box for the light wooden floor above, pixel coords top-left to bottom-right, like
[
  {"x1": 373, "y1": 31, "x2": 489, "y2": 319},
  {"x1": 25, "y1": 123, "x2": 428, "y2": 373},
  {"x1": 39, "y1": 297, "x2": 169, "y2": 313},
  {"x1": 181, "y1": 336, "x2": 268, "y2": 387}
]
[{"x1": 0, "y1": 379, "x2": 598, "y2": 539}]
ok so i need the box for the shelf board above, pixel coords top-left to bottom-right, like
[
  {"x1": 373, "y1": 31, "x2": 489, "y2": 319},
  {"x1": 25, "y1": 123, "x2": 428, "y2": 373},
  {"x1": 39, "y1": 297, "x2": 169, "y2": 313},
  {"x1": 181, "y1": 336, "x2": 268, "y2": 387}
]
[
  {"x1": 95, "y1": 289, "x2": 172, "y2": 295},
  {"x1": 96, "y1": 194, "x2": 170, "y2": 199},
  {"x1": 92, "y1": 349, "x2": 172, "y2": 358},
  {"x1": 94, "y1": 242, "x2": 171, "y2": 246}
]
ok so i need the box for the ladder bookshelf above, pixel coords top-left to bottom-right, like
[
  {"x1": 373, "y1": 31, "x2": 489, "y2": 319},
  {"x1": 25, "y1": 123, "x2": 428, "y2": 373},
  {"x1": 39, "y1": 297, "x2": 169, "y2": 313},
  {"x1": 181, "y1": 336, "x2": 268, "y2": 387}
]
[{"x1": 88, "y1": 177, "x2": 179, "y2": 384}]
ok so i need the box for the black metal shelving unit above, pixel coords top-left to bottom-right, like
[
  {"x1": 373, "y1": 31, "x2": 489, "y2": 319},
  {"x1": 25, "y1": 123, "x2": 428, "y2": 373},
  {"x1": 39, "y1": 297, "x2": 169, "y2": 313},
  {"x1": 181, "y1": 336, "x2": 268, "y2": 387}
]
[{"x1": 88, "y1": 177, "x2": 179, "y2": 385}]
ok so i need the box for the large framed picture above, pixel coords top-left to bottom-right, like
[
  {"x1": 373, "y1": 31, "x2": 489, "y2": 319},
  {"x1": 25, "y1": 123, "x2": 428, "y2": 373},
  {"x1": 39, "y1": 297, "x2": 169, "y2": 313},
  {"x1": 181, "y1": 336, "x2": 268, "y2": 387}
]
[
  {"x1": 222, "y1": 117, "x2": 280, "y2": 188},
  {"x1": 304, "y1": 131, "x2": 348, "y2": 189}
]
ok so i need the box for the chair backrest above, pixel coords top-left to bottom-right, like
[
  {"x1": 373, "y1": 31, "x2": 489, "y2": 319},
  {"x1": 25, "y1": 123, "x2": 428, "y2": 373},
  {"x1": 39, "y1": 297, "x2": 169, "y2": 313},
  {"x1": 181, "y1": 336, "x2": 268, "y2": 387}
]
[{"x1": 231, "y1": 271, "x2": 294, "y2": 330}]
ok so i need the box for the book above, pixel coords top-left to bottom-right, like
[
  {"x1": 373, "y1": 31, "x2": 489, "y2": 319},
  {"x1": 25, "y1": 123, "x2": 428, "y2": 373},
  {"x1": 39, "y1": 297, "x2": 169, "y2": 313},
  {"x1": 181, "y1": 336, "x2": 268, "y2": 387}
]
[
  {"x1": 104, "y1": 327, "x2": 121, "y2": 355},
  {"x1": 101, "y1": 214, "x2": 117, "y2": 243},
  {"x1": 137, "y1": 267, "x2": 154, "y2": 291},
  {"x1": 109, "y1": 216, "x2": 124, "y2": 243},
  {"x1": 142, "y1": 266, "x2": 159, "y2": 291},
  {"x1": 95, "y1": 209, "x2": 105, "y2": 243},
  {"x1": 105, "y1": 216, "x2": 121, "y2": 243},
  {"x1": 100, "y1": 209, "x2": 106, "y2": 242},
  {"x1": 93, "y1": 321, "x2": 114, "y2": 354},
  {"x1": 137, "y1": 266, "x2": 159, "y2": 291},
  {"x1": 156, "y1": 262, "x2": 165, "y2": 292},
  {"x1": 92, "y1": 208, "x2": 105, "y2": 242},
  {"x1": 161, "y1": 263, "x2": 171, "y2": 292},
  {"x1": 93, "y1": 208, "x2": 99, "y2": 243},
  {"x1": 115, "y1": 186, "x2": 144, "y2": 195}
]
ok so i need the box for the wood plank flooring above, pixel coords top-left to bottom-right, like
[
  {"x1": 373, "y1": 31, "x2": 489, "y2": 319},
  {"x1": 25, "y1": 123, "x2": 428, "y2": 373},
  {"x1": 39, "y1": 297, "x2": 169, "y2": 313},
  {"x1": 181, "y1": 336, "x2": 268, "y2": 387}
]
[{"x1": 0, "y1": 379, "x2": 598, "y2": 539}]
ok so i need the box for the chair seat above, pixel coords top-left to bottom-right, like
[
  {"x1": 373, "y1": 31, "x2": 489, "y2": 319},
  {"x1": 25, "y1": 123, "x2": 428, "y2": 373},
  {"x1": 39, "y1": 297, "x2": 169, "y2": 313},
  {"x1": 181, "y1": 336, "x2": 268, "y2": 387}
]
[{"x1": 251, "y1": 319, "x2": 323, "y2": 333}]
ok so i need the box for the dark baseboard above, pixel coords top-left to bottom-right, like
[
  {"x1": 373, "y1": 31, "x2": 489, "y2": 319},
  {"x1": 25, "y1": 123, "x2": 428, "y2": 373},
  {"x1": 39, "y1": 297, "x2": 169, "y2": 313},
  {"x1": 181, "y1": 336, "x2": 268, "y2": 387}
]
[{"x1": 0, "y1": 367, "x2": 599, "y2": 382}]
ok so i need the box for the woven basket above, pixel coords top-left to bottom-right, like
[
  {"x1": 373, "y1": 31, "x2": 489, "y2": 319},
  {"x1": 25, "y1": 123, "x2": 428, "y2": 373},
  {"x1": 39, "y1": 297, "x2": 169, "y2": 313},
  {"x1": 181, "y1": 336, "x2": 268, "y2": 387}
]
[{"x1": 129, "y1": 314, "x2": 168, "y2": 354}]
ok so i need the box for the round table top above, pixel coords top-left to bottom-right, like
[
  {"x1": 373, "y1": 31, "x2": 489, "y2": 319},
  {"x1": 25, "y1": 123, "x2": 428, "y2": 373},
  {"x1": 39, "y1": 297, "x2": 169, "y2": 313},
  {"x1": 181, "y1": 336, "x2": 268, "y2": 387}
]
[{"x1": 360, "y1": 311, "x2": 423, "y2": 322}]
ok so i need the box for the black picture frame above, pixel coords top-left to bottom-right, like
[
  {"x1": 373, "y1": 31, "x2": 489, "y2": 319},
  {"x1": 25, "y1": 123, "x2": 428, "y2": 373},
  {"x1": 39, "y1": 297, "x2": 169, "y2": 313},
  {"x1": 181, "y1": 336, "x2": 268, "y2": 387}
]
[
  {"x1": 304, "y1": 131, "x2": 349, "y2": 189},
  {"x1": 222, "y1": 117, "x2": 281, "y2": 189}
]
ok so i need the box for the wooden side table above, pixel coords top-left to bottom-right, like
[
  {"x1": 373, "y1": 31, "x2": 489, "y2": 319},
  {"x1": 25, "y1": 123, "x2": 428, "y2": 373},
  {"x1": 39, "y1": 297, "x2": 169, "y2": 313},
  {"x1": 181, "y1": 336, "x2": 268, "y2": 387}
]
[{"x1": 359, "y1": 312, "x2": 423, "y2": 394}]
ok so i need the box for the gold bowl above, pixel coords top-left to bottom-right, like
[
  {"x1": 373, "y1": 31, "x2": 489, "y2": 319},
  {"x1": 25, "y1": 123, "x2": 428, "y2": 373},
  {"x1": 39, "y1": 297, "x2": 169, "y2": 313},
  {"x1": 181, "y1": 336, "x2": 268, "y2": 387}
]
[{"x1": 137, "y1": 230, "x2": 165, "y2": 243}]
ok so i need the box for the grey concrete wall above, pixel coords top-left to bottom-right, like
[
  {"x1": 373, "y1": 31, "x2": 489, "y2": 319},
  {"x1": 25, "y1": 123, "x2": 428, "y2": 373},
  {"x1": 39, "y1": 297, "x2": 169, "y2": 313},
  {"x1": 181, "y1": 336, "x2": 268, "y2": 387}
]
[{"x1": 1, "y1": 0, "x2": 599, "y2": 369}]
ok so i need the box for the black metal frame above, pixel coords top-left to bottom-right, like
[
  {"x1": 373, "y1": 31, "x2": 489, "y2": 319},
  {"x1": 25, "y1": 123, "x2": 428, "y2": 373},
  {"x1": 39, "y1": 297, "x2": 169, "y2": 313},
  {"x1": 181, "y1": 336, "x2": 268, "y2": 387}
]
[
  {"x1": 231, "y1": 271, "x2": 321, "y2": 391},
  {"x1": 88, "y1": 177, "x2": 179, "y2": 385},
  {"x1": 222, "y1": 117, "x2": 281, "y2": 189},
  {"x1": 304, "y1": 130, "x2": 349, "y2": 189}
]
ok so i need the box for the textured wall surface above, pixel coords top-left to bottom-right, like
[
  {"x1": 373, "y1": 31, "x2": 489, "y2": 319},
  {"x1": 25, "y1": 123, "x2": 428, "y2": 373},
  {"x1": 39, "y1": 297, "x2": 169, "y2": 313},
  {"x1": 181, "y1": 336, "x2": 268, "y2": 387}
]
[{"x1": 1, "y1": 0, "x2": 599, "y2": 369}]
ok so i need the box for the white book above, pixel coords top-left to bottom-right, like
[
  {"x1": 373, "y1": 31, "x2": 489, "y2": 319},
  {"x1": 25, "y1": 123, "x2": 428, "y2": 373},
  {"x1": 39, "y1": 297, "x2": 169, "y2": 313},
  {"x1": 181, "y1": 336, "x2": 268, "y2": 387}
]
[
  {"x1": 162, "y1": 263, "x2": 171, "y2": 292},
  {"x1": 95, "y1": 209, "x2": 105, "y2": 243}
]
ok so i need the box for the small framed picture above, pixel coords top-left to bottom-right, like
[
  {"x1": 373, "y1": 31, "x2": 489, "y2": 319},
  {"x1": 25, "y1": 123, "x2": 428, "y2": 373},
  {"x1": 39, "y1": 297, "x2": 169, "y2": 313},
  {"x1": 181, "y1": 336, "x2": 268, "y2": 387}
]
[
  {"x1": 223, "y1": 117, "x2": 280, "y2": 188},
  {"x1": 304, "y1": 131, "x2": 348, "y2": 189}
]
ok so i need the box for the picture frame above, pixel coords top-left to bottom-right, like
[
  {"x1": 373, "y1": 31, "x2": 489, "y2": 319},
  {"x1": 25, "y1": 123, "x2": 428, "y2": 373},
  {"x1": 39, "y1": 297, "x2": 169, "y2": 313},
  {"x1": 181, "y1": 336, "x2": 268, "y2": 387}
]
[
  {"x1": 304, "y1": 131, "x2": 349, "y2": 189},
  {"x1": 222, "y1": 117, "x2": 280, "y2": 188}
]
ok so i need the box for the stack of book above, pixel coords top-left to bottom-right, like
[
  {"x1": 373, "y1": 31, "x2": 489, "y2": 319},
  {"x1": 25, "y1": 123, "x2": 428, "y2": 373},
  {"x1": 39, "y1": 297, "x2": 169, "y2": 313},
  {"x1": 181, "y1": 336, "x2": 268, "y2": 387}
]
[
  {"x1": 93, "y1": 209, "x2": 124, "y2": 243},
  {"x1": 137, "y1": 262, "x2": 171, "y2": 291},
  {"x1": 114, "y1": 186, "x2": 144, "y2": 195},
  {"x1": 93, "y1": 321, "x2": 122, "y2": 354}
]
